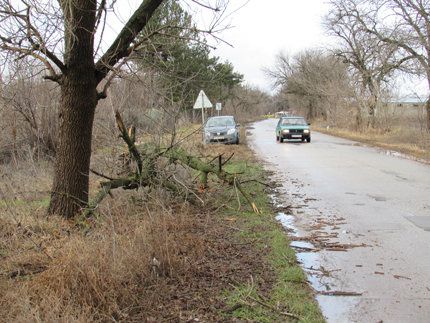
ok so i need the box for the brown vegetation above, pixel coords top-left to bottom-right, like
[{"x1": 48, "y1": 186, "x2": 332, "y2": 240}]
[
  {"x1": 0, "y1": 134, "x2": 274, "y2": 321},
  {"x1": 313, "y1": 104, "x2": 430, "y2": 161}
]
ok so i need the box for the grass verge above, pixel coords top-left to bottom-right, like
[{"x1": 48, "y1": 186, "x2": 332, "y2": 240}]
[{"x1": 220, "y1": 158, "x2": 324, "y2": 322}]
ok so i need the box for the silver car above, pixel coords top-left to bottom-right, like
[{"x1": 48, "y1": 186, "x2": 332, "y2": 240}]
[{"x1": 204, "y1": 116, "x2": 240, "y2": 144}]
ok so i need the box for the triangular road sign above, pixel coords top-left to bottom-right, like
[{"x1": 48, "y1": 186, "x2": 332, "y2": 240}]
[{"x1": 193, "y1": 90, "x2": 213, "y2": 109}]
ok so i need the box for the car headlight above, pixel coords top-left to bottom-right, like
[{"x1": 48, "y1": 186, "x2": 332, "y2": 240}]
[
  {"x1": 282, "y1": 129, "x2": 289, "y2": 134},
  {"x1": 227, "y1": 128, "x2": 236, "y2": 135},
  {"x1": 303, "y1": 129, "x2": 310, "y2": 134}
]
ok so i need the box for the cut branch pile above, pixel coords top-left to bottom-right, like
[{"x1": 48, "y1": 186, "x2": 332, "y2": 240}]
[{"x1": 84, "y1": 112, "x2": 260, "y2": 218}]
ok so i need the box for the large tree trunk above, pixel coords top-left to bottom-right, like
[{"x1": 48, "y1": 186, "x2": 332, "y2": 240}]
[
  {"x1": 48, "y1": 0, "x2": 97, "y2": 217},
  {"x1": 48, "y1": 75, "x2": 97, "y2": 216},
  {"x1": 426, "y1": 77, "x2": 430, "y2": 131},
  {"x1": 367, "y1": 96, "x2": 377, "y2": 128},
  {"x1": 366, "y1": 80, "x2": 378, "y2": 128},
  {"x1": 427, "y1": 96, "x2": 430, "y2": 131}
]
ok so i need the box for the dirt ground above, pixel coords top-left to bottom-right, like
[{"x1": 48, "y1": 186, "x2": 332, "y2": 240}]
[
  {"x1": 0, "y1": 142, "x2": 279, "y2": 322},
  {"x1": 132, "y1": 208, "x2": 276, "y2": 321}
]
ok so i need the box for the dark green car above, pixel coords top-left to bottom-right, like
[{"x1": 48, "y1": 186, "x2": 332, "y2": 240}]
[{"x1": 276, "y1": 116, "x2": 311, "y2": 143}]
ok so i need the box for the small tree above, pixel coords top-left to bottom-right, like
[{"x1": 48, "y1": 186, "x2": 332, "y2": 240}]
[{"x1": 136, "y1": 0, "x2": 242, "y2": 116}]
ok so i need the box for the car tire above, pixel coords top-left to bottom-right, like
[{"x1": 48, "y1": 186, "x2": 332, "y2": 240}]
[
  {"x1": 280, "y1": 138, "x2": 284, "y2": 143},
  {"x1": 276, "y1": 135, "x2": 279, "y2": 142},
  {"x1": 306, "y1": 137, "x2": 311, "y2": 143}
]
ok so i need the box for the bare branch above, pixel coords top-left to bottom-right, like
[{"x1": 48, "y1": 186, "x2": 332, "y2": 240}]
[
  {"x1": 189, "y1": 0, "x2": 220, "y2": 12},
  {"x1": 95, "y1": 0, "x2": 164, "y2": 84}
]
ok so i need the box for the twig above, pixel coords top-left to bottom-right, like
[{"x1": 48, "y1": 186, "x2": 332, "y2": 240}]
[
  {"x1": 172, "y1": 174, "x2": 204, "y2": 205},
  {"x1": 234, "y1": 177, "x2": 241, "y2": 211},
  {"x1": 318, "y1": 291, "x2": 363, "y2": 296},
  {"x1": 222, "y1": 224, "x2": 243, "y2": 232},
  {"x1": 90, "y1": 168, "x2": 115, "y2": 180},
  {"x1": 221, "y1": 152, "x2": 235, "y2": 166},
  {"x1": 393, "y1": 274, "x2": 411, "y2": 280},
  {"x1": 240, "y1": 179, "x2": 271, "y2": 187},
  {"x1": 247, "y1": 295, "x2": 300, "y2": 320}
]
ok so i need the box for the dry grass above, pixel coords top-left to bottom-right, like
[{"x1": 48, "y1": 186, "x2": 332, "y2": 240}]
[
  {"x1": 313, "y1": 124, "x2": 430, "y2": 162},
  {"x1": 0, "y1": 129, "x2": 263, "y2": 322},
  {"x1": 313, "y1": 104, "x2": 430, "y2": 162},
  {"x1": 0, "y1": 184, "x2": 205, "y2": 321}
]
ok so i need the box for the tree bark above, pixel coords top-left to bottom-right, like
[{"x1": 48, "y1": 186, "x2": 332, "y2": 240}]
[
  {"x1": 367, "y1": 80, "x2": 378, "y2": 128},
  {"x1": 426, "y1": 97, "x2": 430, "y2": 131},
  {"x1": 368, "y1": 95, "x2": 377, "y2": 128},
  {"x1": 47, "y1": 0, "x2": 164, "y2": 217},
  {"x1": 48, "y1": 0, "x2": 97, "y2": 217}
]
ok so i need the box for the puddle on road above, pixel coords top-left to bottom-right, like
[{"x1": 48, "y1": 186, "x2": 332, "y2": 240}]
[
  {"x1": 367, "y1": 194, "x2": 387, "y2": 202},
  {"x1": 277, "y1": 212, "x2": 332, "y2": 292},
  {"x1": 290, "y1": 240, "x2": 314, "y2": 250},
  {"x1": 316, "y1": 295, "x2": 359, "y2": 322},
  {"x1": 274, "y1": 198, "x2": 360, "y2": 322},
  {"x1": 275, "y1": 212, "x2": 298, "y2": 237}
]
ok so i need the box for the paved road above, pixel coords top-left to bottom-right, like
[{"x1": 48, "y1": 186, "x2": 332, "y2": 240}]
[{"x1": 248, "y1": 119, "x2": 430, "y2": 323}]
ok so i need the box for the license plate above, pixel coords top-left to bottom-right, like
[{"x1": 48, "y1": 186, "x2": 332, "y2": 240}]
[
  {"x1": 292, "y1": 135, "x2": 302, "y2": 138},
  {"x1": 214, "y1": 136, "x2": 224, "y2": 140}
]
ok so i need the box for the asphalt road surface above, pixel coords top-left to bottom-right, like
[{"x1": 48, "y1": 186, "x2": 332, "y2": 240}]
[{"x1": 248, "y1": 118, "x2": 430, "y2": 323}]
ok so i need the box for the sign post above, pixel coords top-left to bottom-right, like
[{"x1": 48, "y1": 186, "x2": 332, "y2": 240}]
[
  {"x1": 216, "y1": 102, "x2": 222, "y2": 116},
  {"x1": 193, "y1": 90, "x2": 213, "y2": 126}
]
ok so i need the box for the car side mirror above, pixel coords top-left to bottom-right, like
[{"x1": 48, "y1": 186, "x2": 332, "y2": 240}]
[
  {"x1": 307, "y1": 123, "x2": 311, "y2": 126},
  {"x1": 236, "y1": 123, "x2": 241, "y2": 127}
]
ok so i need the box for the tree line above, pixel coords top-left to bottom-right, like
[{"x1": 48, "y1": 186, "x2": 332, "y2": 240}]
[{"x1": 267, "y1": 0, "x2": 430, "y2": 131}]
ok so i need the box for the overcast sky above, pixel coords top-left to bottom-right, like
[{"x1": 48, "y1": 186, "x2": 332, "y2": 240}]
[
  {"x1": 107, "y1": 0, "x2": 426, "y2": 97},
  {"x1": 202, "y1": 0, "x2": 425, "y2": 97},
  {"x1": 208, "y1": 0, "x2": 333, "y2": 92}
]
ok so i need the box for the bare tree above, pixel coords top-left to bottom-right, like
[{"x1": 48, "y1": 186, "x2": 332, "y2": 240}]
[
  {"x1": 325, "y1": 0, "x2": 413, "y2": 127},
  {"x1": 223, "y1": 85, "x2": 272, "y2": 121},
  {"x1": 339, "y1": 0, "x2": 430, "y2": 130},
  {"x1": 266, "y1": 50, "x2": 352, "y2": 122},
  {"x1": 1, "y1": 64, "x2": 59, "y2": 159}
]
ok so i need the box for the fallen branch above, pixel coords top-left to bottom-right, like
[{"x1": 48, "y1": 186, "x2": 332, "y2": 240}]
[
  {"x1": 247, "y1": 295, "x2": 300, "y2": 320},
  {"x1": 393, "y1": 274, "x2": 411, "y2": 280},
  {"x1": 90, "y1": 168, "x2": 115, "y2": 180},
  {"x1": 115, "y1": 111, "x2": 143, "y2": 175},
  {"x1": 318, "y1": 291, "x2": 363, "y2": 296},
  {"x1": 163, "y1": 146, "x2": 260, "y2": 213},
  {"x1": 83, "y1": 112, "x2": 261, "y2": 218}
]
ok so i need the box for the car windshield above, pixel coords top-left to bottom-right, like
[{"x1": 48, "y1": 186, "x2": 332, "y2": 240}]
[
  {"x1": 281, "y1": 118, "x2": 307, "y2": 126},
  {"x1": 206, "y1": 117, "x2": 234, "y2": 127}
]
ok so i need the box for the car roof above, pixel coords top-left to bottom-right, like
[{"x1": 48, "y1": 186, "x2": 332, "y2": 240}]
[
  {"x1": 208, "y1": 116, "x2": 234, "y2": 119},
  {"x1": 280, "y1": 116, "x2": 305, "y2": 119}
]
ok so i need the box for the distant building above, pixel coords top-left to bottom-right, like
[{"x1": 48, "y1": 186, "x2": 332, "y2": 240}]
[{"x1": 385, "y1": 97, "x2": 426, "y2": 108}]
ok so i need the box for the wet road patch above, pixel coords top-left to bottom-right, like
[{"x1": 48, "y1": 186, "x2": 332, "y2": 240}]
[
  {"x1": 367, "y1": 194, "x2": 388, "y2": 202},
  {"x1": 404, "y1": 215, "x2": 430, "y2": 231}
]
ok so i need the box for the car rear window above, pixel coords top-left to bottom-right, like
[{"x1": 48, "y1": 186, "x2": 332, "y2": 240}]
[
  {"x1": 281, "y1": 118, "x2": 307, "y2": 126},
  {"x1": 206, "y1": 118, "x2": 234, "y2": 127}
]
